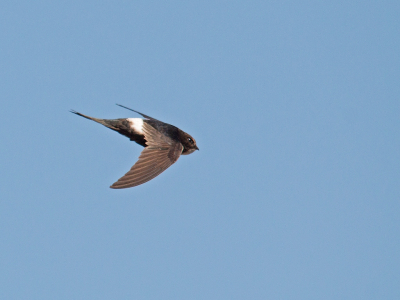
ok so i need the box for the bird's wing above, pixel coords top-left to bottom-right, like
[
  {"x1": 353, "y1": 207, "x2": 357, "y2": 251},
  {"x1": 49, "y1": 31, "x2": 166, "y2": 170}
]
[
  {"x1": 110, "y1": 122, "x2": 183, "y2": 189},
  {"x1": 116, "y1": 104, "x2": 158, "y2": 121}
]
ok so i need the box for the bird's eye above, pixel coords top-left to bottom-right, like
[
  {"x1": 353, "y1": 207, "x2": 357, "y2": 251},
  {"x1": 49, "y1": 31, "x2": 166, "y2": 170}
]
[{"x1": 188, "y1": 137, "x2": 194, "y2": 144}]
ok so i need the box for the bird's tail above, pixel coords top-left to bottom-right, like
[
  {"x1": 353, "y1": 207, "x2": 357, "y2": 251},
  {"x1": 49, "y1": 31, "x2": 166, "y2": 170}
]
[{"x1": 70, "y1": 110, "x2": 119, "y2": 131}]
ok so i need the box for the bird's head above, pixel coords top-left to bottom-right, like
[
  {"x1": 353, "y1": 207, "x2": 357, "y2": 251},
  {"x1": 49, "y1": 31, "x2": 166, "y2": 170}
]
[{"x1": 180, "y1": 132, "x2": 199, "y2": 155}]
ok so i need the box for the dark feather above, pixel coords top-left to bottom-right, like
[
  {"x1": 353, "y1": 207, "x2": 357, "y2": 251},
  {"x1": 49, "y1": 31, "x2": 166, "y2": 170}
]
[
  {"x1": 110, "y1": 122, "x2": 183, "y2": 189},
  {"x1": 116, "y1": 104, "x2": 157, "y2": 121}
]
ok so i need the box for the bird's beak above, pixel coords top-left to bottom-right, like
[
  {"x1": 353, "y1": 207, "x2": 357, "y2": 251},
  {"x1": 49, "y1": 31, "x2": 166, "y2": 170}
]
[{"x1": 195, "y1": 146, "x2": 199, "y2": 151}]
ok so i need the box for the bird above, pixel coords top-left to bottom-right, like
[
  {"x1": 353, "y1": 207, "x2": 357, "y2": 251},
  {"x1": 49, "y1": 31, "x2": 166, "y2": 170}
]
[{"x1": 70, "y1": 104, "x2": 199, "y2": 189}]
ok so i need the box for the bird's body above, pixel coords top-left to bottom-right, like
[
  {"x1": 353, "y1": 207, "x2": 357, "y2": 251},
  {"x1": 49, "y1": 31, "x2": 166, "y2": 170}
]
[{"x1": 71, "y1": 105, "x2": 198, "y2": 189}]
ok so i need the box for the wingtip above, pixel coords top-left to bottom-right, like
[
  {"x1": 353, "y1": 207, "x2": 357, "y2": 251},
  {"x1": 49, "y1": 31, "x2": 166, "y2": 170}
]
[
  {"x1": 109, "y1": 183, "x2": 132, "y2": 189},
  {"x1": 116, "y1": 103, "x2": 138, "y2": 114},
  {"x1": 115, "y1": 104, "x2": 155, "y2": 120},
  {"x1": 110, "y1": 182, "x2": 129, "y2": 189}
]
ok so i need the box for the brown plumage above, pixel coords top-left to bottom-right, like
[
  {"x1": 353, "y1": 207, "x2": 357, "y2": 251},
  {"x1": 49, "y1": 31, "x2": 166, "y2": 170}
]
[{"x1": 70, "y1": 105, "x2": 198, "y2": 188}]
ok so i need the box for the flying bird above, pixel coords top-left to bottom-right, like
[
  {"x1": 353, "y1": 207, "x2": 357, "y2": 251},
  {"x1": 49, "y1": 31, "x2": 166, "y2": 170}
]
[{"x1": 70, "y1": 104, "x2": 199, "y2": 189}]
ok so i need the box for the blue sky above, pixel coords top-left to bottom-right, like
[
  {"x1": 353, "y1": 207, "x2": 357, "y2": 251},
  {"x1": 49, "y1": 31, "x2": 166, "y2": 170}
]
[{"x1": 1, "y1": 1, "x2": 399, "y2": 299}]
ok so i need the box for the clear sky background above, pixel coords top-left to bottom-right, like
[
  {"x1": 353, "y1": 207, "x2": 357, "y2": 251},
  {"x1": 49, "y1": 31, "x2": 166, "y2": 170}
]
[{"x1": 1, "y1": 1, "x2": 399, "y2": 299}]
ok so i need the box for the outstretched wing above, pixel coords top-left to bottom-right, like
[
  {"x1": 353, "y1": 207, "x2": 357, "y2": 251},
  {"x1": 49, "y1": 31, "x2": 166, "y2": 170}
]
[
  {"x1": 110, "y1": 122, "x2": 183, "y2": 189},
  {"x1": 116, "y1": 104, "x2": 158, "y2": 121}
]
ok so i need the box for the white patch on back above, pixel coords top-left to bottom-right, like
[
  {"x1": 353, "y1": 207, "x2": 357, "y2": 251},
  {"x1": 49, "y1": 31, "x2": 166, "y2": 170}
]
[{"x1": 127, "y1": 118, "x2": 143, "y2": 134}]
